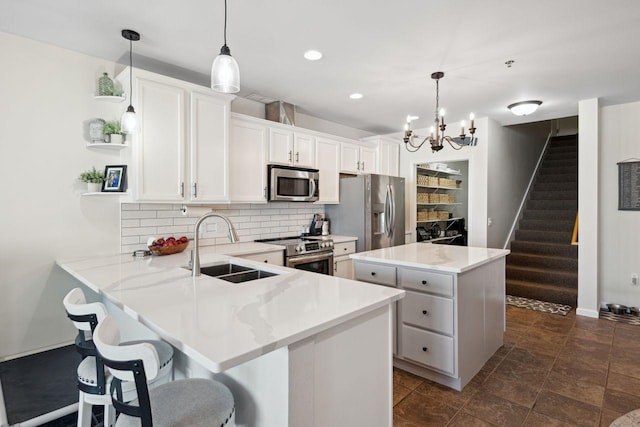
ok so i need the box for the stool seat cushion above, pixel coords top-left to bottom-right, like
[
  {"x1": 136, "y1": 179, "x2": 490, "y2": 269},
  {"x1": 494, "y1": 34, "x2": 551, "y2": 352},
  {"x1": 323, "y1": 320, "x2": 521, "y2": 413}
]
[{"x1": 115, "y1": 379, "x2": 234, "y2": 427}]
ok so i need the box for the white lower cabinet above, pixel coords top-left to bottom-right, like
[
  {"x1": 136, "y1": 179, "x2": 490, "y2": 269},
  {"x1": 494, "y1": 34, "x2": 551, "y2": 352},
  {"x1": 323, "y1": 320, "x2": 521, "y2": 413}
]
[
  {"x1": 237, "y1": 250, "x2": 283, "y2": 266},
  {"x1": 229, "y1": 115, "x2": 268, "y2": 203},
  {"x1": 332, "y1": 240, "x2": 356, "y2": 279},
  {"x1": 353, "y1": 258, "x2": 505, "y2": 391}
]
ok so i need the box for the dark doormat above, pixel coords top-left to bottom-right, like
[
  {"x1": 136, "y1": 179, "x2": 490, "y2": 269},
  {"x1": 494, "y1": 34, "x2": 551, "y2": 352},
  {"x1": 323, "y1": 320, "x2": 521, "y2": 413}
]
[
  {"x1": 506, "y1": 295, "x2": 572, "y2": 316},
  {"x1": 0, "y1": 344, "x2": 79, "y2": 425}
]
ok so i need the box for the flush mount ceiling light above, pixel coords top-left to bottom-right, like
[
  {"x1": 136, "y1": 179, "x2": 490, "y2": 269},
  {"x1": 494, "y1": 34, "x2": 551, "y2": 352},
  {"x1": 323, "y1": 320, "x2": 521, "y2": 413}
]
[
  {"x1": 403, "y1": 72, "x2": 477, "y2": 153},
  {"x1": 211, "y1": 0, "x2": 240, "y2": 93},
  {"x1": 349, "y1": 93, "x2": 363, "y2": 100},
  {"x1": 304, "y1": 50, "x2": 323, "y2": 61},
  {"x1": 120, "y1": 29, "x2": 140, "y2": 134},
  {"x1": 508, "y1": 100, "x2": 542, "y2": 116}
]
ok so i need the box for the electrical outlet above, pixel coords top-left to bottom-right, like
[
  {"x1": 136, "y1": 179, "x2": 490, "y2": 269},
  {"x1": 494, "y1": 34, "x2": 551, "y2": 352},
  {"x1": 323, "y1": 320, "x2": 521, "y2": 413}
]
[
  {"x1": 632, "y1": 273, "x2": 638, "y2": 286},
  {"x1": 487, "y1": 217, "x2": 493, "y2": 227}
]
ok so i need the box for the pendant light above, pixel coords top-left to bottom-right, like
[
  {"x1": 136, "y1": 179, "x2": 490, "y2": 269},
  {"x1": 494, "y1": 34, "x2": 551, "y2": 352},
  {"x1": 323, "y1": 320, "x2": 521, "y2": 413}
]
[
  {"x1": 121, "y1": 29, "x2": 140, "y2": 134},
  {"x1": 211, "y1": 0, "x2": 240, "y2": 93}
]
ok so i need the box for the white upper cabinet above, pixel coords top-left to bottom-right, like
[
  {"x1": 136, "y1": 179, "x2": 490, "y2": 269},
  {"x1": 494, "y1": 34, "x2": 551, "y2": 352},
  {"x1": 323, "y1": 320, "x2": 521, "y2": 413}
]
[
  {"x1": 362, "y1": 136, "x2": 400, "y2": 177},
  {"x1": 118, "y1": 68, "x2": 233, "y2": 203},
  {"x1": 229, "y1": 115, "x2": 268, "y2": 203},
  {"x1": 268, "y1": 126, "x2": 315, "y2": 168},
  {"x1": 340, "y1": 142, "x2": 378, "y2": 174},
  {"x1": 189, "y1": 91, "x2": 230, "y2": 202},
  {"x1": 134, "y1": 76, "x2": 187, "y2": 201},
  {"x1": 314, "y1": 137, "x2": 341, "y2": 204}
]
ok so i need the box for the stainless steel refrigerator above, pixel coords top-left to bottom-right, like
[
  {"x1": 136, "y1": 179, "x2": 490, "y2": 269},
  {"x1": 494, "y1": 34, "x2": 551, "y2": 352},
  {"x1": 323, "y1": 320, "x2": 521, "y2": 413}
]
[{"x1": 325, "y1": 174, "x2": 405, "y2": 253}]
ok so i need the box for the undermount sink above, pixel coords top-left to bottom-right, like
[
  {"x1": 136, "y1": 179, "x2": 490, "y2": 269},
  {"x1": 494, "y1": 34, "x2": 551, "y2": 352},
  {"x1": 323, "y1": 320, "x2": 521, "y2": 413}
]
[{"x1": 189, "y1": 263, "x2": 279, "y2": 283}]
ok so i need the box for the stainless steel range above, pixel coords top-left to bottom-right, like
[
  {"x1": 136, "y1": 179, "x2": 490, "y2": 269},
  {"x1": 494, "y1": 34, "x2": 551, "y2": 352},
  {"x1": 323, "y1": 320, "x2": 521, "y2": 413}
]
[{"x1": 256, "y1": 236, "x2": 334, "y2": 275}]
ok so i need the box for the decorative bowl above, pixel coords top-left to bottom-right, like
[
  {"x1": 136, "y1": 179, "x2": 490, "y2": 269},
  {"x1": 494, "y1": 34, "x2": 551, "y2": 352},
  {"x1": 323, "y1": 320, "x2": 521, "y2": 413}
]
[
  {"x1": 148, "y1": 239, "x2": 188, "y2": 256},
  {"x1": 607, "y1": 303, "x2": 628, "y2": 315}
]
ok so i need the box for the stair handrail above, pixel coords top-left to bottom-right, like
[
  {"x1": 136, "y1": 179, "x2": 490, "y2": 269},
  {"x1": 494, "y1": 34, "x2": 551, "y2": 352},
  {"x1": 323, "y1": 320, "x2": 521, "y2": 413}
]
[
  {"x1": 571, "y1": 212, "x2": 579, "y2": 246},
  {"x1": 503, "y1": 130, "x2": 554, "y2": 249}
]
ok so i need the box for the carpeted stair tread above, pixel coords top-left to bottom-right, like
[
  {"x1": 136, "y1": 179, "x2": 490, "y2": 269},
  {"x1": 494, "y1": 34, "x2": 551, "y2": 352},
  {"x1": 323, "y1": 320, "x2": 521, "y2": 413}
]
[
  {"x1": 535, "y1": 173, "x2": 578, "y2": 183},
  {"x1": 507, "y1": 265, "x2": 577, "y2": 287},
  {"x1": 511, "y1": 240, "x2": 578, "y2": 258},
  {"x1": 507, "y1": 253, "x2": 578, "y2": 270},
  {"x1": 533, "y1": 182, "x2": 577, "y2": 192},
  {"x1": 519, "y1": 219, "x2": 575, "y2": 232},
  {"x1": 527, "y1": 199, "x2": 577, "y2": 210},
  {"x1": 514, "y1": 229, "x2": 573, "y2": 244},
  {"x1": 543, "y1": 152, "x2": 578, "y2": 161},
  {"x1": 530, "y1": 190, "x2": 577, "y2": 201},
  {"x1": 506, "y1": 280, "x2": 577, "y2": 307},
  {"x1": 543, "y1": 159, "x2": 578, "y2": 168},
  {"x1": 522, "y1": 209, "x2": 576, "y2": 221},
  {"x1": 539, "y1": 166, "x2": 578, "y2": 176}
]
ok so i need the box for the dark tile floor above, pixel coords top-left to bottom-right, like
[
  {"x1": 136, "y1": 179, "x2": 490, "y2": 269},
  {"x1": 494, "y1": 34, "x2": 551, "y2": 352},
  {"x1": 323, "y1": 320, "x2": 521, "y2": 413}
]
[{"x1": 393, "y1": 305, "x2": 640, "y2": 426}]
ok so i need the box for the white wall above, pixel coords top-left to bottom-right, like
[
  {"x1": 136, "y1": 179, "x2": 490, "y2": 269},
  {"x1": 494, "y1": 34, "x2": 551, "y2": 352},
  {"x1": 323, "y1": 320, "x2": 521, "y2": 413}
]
[
  {"x1": 486, "y1": 120, "x2": 548, "y2": 248},
  {"x1": 598, "y1": 101, "x2": 640, "y2": 308},
  {"x1": 398, "y1": 117, "x2": 489, "y2": 247},
  {"x1": 0, "y1": 32, "x2": 122, "y2": 359}
]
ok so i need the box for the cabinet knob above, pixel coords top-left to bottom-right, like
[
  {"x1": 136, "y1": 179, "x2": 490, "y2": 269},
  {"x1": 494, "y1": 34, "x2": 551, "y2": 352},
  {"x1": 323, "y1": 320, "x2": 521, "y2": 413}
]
[
  {"x1": 422, "y1": 310, "x2": 428, "y2": 315},
  {"x1": 371, "y1": 272, "x2": 376, "y2": 276},
  {"x1": 421, "y1": 280, "x2": 428, "y2": 285},
  {"x1": 422, "y1": 347, "x2": 428, "y2": 352}
]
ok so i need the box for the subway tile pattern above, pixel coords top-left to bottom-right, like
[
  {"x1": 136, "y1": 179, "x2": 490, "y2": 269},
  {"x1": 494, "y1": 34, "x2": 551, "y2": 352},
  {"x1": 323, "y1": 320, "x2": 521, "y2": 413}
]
[
  {"x1": 393, "y1": 305, "x2": 640, "y2": 426},
  {"x1": 120, "y1": 203, "x2": 324, "y2": 254}
]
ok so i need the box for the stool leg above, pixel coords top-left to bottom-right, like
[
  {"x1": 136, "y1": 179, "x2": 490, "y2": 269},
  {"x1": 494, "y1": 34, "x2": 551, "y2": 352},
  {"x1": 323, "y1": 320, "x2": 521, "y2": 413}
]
[
  {"x1": 77, "y1": 391, "x2": 92, "y2": 427},
  {"x1": 103, "y1": 403, "x2": 116, "y2": 427}
]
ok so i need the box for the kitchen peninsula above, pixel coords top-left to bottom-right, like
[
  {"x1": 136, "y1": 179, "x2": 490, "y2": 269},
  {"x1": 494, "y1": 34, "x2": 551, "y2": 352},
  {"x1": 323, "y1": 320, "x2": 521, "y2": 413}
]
[
  {"x1": 57, "y1": 243, "x2": 404, "y2": 427},
  {"x1": 351, "y1": 242, "x2": 509, "y2": 391}
]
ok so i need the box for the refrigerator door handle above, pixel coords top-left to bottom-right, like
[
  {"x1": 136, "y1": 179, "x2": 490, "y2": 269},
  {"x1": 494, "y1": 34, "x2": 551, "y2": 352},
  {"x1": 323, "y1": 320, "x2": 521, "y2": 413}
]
[
  {"x1": 388, "y1": 184, "x2": 395, "y2": 238},
  {"x1": 384, "y1": 185, "x2": 393, "y2": 237}
]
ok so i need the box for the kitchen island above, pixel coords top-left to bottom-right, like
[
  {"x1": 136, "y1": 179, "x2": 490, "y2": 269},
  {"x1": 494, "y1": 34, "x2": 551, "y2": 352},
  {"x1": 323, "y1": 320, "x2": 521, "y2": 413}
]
[
  {"x1": 57, "y1": 242, "x2": 404, "y2": 427},
  {"x1": 351, "y1": 242, "x2": 509, "y2": 391}
]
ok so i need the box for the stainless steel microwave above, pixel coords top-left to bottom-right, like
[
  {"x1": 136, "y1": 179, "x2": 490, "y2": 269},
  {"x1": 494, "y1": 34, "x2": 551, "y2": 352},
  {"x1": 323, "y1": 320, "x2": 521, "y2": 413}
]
[{"x1": 268, "y1": 165, "x2": 319, "y2": 202}]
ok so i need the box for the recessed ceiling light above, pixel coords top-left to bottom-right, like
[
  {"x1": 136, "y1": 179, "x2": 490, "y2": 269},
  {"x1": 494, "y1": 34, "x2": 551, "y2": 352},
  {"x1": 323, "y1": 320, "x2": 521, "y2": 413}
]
[
  {"x1": 407, "y1": 115, "x2": 419, "y2": 121},
  {"x1": 349, "y1": 93, "x2": 363, "y2": 100},
  {"x1": 508, "y1": 100, "x2": 542, "y2": 116},
  {"x1": 304, "y1": 50, "x2": 323, "y2": 61}
]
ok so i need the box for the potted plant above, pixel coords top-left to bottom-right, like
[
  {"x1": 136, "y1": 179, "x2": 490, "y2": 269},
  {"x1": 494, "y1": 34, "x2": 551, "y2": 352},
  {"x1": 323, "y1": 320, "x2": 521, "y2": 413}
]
[
  {"x1": 79, "y1": 167, "x2": 105, "y2": 193},
  {"x1": 103, "y1": 120, "x2": 125, "y2": 144}
]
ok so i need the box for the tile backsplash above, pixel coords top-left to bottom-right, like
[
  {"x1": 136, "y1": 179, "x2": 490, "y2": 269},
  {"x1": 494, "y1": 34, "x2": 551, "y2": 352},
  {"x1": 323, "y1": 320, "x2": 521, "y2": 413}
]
[{"x1": 120, "y1": 203, "x2": 325, "y2": 254}]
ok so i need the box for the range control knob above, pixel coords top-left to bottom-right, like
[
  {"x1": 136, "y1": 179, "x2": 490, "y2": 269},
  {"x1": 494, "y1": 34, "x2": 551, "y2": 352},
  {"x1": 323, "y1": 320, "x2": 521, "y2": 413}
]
[
  {"x1": 328, "y1": 241, "x2": 334, "y2": 247},
  {"x1": 320, "y1": 242, "x2": 326, "y2": 248},
  {"x1": 295, "y1": 245, "x2": 302, "y2": 252}
]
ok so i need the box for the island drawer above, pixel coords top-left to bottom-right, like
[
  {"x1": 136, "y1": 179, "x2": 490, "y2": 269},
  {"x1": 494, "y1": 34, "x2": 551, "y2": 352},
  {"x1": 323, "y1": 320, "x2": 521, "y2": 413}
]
[
  {"x1": 399, "y1": 324, "x2": 454, "y2": 375},
  {"x1": 399, "y1": 268, "x2": 454, "y2": 297},
  {"x1": 401, "y1": 291, "x2": 454, "y2": 336},
  {"x1": 333, "y1": 241, "x2": 356, "y2": 256},
  {"x1": 354, "y1": 262, "x2": 397, "y2": 286}
]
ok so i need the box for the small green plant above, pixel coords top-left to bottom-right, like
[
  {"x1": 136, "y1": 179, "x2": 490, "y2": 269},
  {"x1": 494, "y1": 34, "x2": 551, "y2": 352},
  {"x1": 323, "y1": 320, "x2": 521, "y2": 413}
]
[
  {"x1": 79, "y1": 167, "x2": 105, "y2": 183},
  {"x1": 103, "y1": 120, "x2": 124, "y2": 135}
]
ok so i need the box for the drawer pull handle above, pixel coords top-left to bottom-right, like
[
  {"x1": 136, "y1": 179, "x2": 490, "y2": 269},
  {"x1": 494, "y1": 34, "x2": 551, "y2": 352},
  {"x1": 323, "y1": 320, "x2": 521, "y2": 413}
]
[
  {"x1": 421, "y1": 280, "x2": 428, "y2": 285},
  {"x1": 422, "y1": 310, "x2": 428, "y2": 315},
  {"x1": 371, "y1": 272, "x2": 376, "y2": 276},
  {"x1": 422, "y1": 347, "x2": 428, "y2": 352},
  {"x1": 264, "y1": 260, "x2": 268, "y2": 263}
]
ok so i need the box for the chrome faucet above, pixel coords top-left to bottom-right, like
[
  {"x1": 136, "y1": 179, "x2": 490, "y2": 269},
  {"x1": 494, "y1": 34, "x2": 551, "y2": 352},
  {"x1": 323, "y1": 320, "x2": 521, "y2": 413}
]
[{"x1": 192, "y1": 212, "x2": 238, "y2": 277}]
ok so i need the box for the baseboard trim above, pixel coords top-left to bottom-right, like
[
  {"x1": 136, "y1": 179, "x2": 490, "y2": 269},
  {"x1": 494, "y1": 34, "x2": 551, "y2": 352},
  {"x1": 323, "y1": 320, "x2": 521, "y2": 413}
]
[{"x1": 576, "y1": 307, "x2": 599, "y2": 318}]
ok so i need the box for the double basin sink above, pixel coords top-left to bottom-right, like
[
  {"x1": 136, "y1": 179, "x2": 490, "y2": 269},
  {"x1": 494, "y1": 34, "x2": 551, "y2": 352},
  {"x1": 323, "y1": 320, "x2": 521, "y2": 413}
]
[{"x1": 194, "y1": 263, "x2": 278, "y2": 283}]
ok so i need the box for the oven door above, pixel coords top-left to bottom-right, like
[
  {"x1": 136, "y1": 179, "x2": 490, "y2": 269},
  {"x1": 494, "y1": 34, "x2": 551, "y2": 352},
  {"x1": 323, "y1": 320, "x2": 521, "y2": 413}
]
[{"x1": 286, "y1": 252, "x2": 334, "y2": 275}]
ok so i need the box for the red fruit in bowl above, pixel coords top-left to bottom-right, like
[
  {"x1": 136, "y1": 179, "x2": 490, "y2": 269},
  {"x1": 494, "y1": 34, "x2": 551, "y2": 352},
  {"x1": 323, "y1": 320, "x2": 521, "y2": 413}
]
[
  {"x1": 179, "y1": 236, "x2": 188, "y2": 243},
  {"x1": 167, "y1": 237, "x2": 176, "y2": 242},
  {"x1": 156, "y1": 238, "x2": 165, "y2": 246}
]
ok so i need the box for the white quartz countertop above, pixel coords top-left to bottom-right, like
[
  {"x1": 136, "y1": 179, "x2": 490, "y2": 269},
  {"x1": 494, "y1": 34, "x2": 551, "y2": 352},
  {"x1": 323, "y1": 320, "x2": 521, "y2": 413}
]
[
  {"x1": 350, "y1": 242, "x2": 510, "y2": 273},
  {"x1": 57, "y1": 242, "x2": 403, "y2": 373}
]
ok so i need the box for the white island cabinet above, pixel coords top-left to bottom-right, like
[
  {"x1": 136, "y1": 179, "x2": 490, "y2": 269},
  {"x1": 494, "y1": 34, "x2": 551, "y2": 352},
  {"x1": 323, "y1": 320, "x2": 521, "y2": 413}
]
[
  {"x1": 351, "y1": 242, "x2": 509, "y2": 391},
  {"x1": 57, "y1": 244, "x2": 403, "y2": 427}
]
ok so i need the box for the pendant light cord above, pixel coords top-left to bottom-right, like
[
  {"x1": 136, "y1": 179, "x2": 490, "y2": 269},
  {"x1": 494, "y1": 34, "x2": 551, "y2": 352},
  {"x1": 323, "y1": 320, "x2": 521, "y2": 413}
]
[
  {"x1": 223, "y1": 0, "x2": 228, "y2": 46},
  {"x1": 129, "y1": 37, "x2": 133, "y2": 107}
]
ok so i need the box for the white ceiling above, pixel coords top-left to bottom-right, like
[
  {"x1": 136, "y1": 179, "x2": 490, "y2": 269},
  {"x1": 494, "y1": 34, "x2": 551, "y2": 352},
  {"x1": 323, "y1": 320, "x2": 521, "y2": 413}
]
[{"x1": 2, "y1": 0, "x2": 640, "y2": 134}]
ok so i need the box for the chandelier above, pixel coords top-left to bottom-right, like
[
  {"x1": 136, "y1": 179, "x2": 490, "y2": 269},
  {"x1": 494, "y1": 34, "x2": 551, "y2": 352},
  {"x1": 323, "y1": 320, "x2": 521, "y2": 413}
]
[{"x1": 403, "y1": 71, "x2": 477, "y2": 153}]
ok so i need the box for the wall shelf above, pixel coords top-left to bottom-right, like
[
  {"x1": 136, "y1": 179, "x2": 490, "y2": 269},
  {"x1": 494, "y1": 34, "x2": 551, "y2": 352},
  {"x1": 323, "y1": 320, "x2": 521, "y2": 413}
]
[
  {"x1": 417, "y1": 217, "x2": 463, "y2": 224},
  {"x1": 82, "y1": 191, "x2": 129, "y2": 196},
  {"x1": 93, "y1": 95, "x2": 125, "y2": 103},
  {"x1": 417, "y1": 203, "x2": 462, "y2": 206},
  {"x1": 416, "y1": 166, "x2": 462, "y2": 176},
  {"x1": 86, "y1": 142, "x2": 128, "y2": 150}
]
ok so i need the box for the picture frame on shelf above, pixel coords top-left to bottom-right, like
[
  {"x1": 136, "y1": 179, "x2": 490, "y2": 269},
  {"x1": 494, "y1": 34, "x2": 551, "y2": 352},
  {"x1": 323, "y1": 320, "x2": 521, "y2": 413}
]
[{"x1": 102, "y1": 165, "x2": 127, "y2": 192}]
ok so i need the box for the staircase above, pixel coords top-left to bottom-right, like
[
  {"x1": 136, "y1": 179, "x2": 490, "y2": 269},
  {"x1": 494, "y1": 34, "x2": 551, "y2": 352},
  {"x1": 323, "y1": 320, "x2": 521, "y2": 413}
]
[{"x1": 506, "y1": 134, "x2": 578, "y2": 307}]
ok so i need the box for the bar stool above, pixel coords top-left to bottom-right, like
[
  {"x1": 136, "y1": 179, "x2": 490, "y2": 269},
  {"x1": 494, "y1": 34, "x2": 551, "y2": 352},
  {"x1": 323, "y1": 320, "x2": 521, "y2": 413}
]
[
  {"x1": 93, "y1": 314, "x2": 235, "y2": 427},
  {"x1": 63, "y1": 288, "x2": 174, "y2": 427}
]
